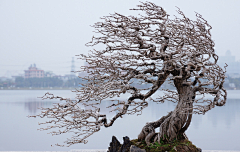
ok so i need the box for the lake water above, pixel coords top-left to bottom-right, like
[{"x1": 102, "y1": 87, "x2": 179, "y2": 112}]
[{"x1": 0, "y1": 90, "x2": 240, "y2": 151}]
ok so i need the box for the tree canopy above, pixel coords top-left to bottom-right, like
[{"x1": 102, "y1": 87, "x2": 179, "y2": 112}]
[{"x1": 30, "y1": 2, "x2": 227, "y2": 147}]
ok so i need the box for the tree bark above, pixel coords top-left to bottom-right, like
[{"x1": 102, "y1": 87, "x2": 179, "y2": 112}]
[{"x1": 138, "y1": 82, "x2": 194, "y2": 145}]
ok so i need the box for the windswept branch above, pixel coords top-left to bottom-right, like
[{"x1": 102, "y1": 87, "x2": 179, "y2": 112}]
[{"x1": 30, "y1": 1, "x2": 227, "y2": 146}]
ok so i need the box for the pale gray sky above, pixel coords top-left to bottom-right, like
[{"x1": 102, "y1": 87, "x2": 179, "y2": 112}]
[{"x1": 0, "y1": 0, "x2": 240, "y2": 77}]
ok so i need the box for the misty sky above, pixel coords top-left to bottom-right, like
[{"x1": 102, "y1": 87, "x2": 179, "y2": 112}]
[{"x1": 0, "y1": 0, "x2": 240, "y2": 77}]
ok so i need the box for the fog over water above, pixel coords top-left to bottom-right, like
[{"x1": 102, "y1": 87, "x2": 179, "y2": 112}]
[
  {"x1": 0, "y1": 0, "x2": 240, "y2": 77},
  {"x1": 0, "y1": 90, "x2": 240, "y2": 151}
]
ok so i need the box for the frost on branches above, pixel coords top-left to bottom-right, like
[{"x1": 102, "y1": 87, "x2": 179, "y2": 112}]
[{"x1": 29, "y1": 2, "x2": 227, "y2": 147}]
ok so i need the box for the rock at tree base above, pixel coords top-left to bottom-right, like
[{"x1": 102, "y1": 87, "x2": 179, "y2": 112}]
[
  {"x1": 130, "y1": 145, "x2": 146, "y2": 152},
  {"x1": 120, "y1": 136, "x2": 132, "y2": 152},
  {"x1": 107, "y1": 136, "x2": 202, "y2": 152},
  {"x1": 107, "y1": 136, "x2": 145, "y2": 152},
  {"x1": 174, "y1": 144, "x2": 202, "y2": 152},
  {"x1": 108, "y1": 136, "x2": 121, "y2": 152}
]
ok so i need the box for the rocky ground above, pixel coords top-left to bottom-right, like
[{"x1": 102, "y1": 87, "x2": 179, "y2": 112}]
[{"x1": 107, "y1": 135, "x2": 202, "y2": 152}]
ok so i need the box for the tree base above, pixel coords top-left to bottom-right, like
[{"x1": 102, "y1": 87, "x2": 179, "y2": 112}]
[
  {"x1": 107, "y1": 135, "x2": 201, "y2": 152},
  {"x1": 130, "y1": 138, "x2": 202, "y2": 152}
]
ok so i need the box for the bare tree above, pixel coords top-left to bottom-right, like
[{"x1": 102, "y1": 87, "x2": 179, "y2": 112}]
[{"x1": 30, "y1": 2, "x2": 227, "y2": 147}]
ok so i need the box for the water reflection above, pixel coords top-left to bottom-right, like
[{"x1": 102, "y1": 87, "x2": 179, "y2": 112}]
[
  {"x1": 0, "y1": 98, "x2": 54, "y2": 114},
  {"x1": 24, "y1": 100, "x2": 53, "y2": 114},
  {"x1": 2, "y1": 90, "x2": 239, "y2": 127},
  {"x1": 0, "y1": 90, "x2": 240, "y2": 151},
  {"x1": 206, "y1": 99, "x2": 240, "y2": 129}
]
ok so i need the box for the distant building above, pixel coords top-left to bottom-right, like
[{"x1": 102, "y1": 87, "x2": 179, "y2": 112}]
[
  {"x1": 24, "y1": 64, "x2": 44, "y2": 78},
  {"x1": 11, "y1": 75, "x2": 24, "y2": 82},
  {"x1": 0, "y1": 77, "x2": 8, "y2": 81},
  {"x1": 53, "y1": 75, "x2": 72, "y2": 81},
  {"x1": 218, "y1": 50, "x2": 240, "y2": 78},
  {"x1": 45, "y1": 71, "x2": 55, "y2": 77},
  {"x1": 64, "y1": 74, "x2": 77, "y2": 80}
]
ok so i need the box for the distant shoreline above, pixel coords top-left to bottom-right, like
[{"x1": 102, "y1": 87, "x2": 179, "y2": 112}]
[
  {"x1": 0, "y1": 87, "x2": 238, "y2": 91},
  {"x1": 0, "y1": 87, "x2": 80, "y2": 90}
]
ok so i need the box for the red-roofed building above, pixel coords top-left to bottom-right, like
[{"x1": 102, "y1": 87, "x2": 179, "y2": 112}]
[{"x1": 24, "y1": 64, "x2": 44, "y2": 78}]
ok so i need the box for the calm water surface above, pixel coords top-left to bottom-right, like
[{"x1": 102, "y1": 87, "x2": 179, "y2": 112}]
[{"x1": 0, "y1": 90, "x2": 240, "y2": 151}]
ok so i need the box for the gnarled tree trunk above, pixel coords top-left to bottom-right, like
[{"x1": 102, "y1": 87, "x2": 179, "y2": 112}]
[{"x1": 138, "y1": 80, "x2": 194, "y2": 145}]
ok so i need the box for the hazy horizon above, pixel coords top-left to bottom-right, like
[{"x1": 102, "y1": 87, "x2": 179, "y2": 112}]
[{"x1": 1, "y1": 0, "x2": 240, "y2": 78}]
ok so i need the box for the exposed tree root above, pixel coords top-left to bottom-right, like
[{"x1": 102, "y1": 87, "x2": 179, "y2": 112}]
[{"x1": 138, "y1": 86, "x2": 194, "y2": 146}]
